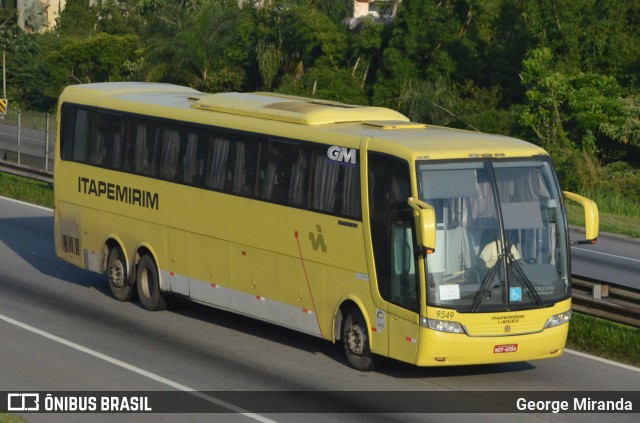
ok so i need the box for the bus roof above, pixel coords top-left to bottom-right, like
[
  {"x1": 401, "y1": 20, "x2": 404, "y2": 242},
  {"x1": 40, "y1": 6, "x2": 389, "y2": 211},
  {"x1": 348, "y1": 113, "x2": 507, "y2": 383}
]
[{"x1": 59, "y1": 82, "x2": 548, "y2": 160}]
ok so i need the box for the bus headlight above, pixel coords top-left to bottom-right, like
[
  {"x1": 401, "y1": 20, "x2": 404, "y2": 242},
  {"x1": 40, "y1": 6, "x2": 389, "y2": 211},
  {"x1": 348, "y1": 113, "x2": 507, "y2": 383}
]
[
  {"x1": 421, "y1": 317, "x2": 465, "y2": 334},
  {"x1": 544, "y1": 311, "x2": 572, "y2": 328}
]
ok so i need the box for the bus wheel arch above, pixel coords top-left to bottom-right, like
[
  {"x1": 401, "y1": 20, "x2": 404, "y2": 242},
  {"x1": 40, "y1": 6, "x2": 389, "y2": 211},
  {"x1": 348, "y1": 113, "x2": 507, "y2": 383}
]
[
  {"x1": 337, "y1": 300, "x2": 376, "y2": 371},
  {"x1": 104, "y1": 239, "x2": 135, "y2": 302}
]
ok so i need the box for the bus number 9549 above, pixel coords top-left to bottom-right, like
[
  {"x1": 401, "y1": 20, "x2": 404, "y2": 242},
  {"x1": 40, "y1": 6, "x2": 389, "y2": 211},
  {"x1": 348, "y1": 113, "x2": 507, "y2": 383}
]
[{"x1": 436, "y1": 310, "x2": 455, "y2": 320}]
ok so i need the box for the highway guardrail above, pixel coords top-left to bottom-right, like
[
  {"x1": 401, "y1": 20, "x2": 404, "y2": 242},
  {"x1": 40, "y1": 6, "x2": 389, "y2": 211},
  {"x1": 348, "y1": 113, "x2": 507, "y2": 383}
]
[{"x1": 572, "y1": 276, "x2": 640, "y2": 328}]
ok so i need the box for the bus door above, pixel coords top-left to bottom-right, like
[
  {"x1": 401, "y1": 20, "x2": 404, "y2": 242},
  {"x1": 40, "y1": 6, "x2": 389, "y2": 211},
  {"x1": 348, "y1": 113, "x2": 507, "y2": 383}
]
[
  {"x1": 387, "y1": 211, "x2": 420, "y2": 364},
  {"x1": 368, "y1": 153, "x2": 420, "y2": 364}
]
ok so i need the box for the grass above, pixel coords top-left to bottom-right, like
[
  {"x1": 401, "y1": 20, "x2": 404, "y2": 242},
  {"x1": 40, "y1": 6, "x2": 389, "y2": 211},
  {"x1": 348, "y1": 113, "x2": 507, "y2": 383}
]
[
  {"x1": 567, "y1": 312, "x2": 640, "y2": 367},
  {"x1": 0, "y1": 172, "x2": 53, "y2": 209},
  {"x1": 0, "y1": 414, "x2": 28, "y2": 423},
  {"x1": 566, "y1": 201, "x2": 640, "y2": 238}
]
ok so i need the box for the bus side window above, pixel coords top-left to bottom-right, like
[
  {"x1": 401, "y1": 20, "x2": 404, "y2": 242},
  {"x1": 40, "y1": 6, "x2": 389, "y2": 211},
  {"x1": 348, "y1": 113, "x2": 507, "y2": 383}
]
[
  {"x1": 257, "y1": 139, "x2": 305, "y2": 205},
  {"x1": 159, "y1": 129, "x2": 181, "y2": 180},
  {"x1": 183, "y1": 133, "x2": 200, "y2": 185},
  {"x1": 205, "y1": 136, "x2": 231, "y2": 190},
  {"x1": 308, "y1": 145, "x2": 361, "y2": 219},
  {"x1": 125, "y1": 119, "x2": 159, "y2": 177},
  {"x1": 233, "y1": 139, "x2": 258, "y2": 196},
  {"x1": 94, "y1": 112, "x2": 124, "y2": 169},
  {"x1": 61, "y1": 105, "x2": 91, "y2": 163},
  {"x1": 308, "y1": 148, "x2": 338, "y2": 213}
]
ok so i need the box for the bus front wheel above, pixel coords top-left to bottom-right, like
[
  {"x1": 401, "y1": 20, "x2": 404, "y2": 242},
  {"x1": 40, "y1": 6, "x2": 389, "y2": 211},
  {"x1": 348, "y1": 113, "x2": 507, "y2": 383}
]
[
  {"x1": 107, "y1": 246, "x2": 134, "y2": 302},
  {"x1": 136, "y1": 254, "x2": 167, "y2": 311},
  {"x1": 342, "y1": 308, "x2": 375, "y2": 371}
]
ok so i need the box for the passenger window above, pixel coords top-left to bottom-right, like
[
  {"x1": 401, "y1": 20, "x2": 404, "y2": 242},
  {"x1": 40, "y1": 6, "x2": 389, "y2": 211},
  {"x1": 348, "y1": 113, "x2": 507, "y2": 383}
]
[
  {"x1": 93, "y1": 112, "x2": 124, "y2": 168},
  {"x1": 308, "y1": 145, "x2": 361, "y2": 219},
  {"x1": 182, "y1": 131, "x2": 206, "y2": 186},
  {"x1": 125, "y1": 119, "x2": 160, "y2": 176},
  {"x1": 61, "y1": 106, "x2": 91, "y2": 163},
  {"x1": 257, "y1": 139, "x2": 307, "y2": 206}
]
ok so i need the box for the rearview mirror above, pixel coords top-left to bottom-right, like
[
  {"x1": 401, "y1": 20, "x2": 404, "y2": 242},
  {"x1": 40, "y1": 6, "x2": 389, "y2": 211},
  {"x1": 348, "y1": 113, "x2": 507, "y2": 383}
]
[
  {"x1": 563, "y1": 191, "x2": 599, "y2": 244},
  {"x1": 407, "y1": 197, "x2": 436, "y2": 252}
]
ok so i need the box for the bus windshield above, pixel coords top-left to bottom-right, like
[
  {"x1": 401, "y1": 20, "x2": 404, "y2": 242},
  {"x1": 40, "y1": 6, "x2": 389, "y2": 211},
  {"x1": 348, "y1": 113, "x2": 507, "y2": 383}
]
[{"x1": 418, "y1": 158, "x2": 569, "y2": 312}]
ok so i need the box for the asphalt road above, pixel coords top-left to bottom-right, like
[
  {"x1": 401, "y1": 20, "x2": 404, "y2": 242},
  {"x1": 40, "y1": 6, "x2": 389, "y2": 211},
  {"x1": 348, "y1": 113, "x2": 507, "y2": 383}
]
[
  {"x1": 570, "y1": 229, "x2": 640, "y2": 290},
  {"x1": 0, "y1": 196, "x2": 638, "y2": 423}
]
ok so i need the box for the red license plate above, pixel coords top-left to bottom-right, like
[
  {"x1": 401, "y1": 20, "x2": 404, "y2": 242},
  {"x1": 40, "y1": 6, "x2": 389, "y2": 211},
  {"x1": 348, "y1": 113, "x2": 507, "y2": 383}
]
[{"x1": 493, "y1": 344, "x2": 518, "y2": 353}]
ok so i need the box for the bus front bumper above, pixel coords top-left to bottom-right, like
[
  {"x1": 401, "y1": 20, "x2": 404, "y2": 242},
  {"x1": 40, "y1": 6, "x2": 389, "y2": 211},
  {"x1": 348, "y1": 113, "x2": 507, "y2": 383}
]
[{"x1": 415, "y1": 323, "x2": 569, "y2": 366}]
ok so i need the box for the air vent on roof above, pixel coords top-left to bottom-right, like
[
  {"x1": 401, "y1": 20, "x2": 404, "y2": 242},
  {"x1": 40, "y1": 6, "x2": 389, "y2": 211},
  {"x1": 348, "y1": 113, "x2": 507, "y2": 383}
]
[
  {"x1": 192, "y1": 92, "x2": 410, "y2": 125},
  {"x1": 363, "y1": 120, "x2": 427, "y2": 129}
]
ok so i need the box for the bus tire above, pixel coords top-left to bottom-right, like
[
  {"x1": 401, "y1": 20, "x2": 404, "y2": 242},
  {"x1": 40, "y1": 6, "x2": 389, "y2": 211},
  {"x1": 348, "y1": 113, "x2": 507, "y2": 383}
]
[
  {"x1": 136, "y1": 254, "x2": 167, "y2": 311},
  {"x1": 342, "y1": 308, "x2": 375, "y2": 371},
  {"x1": 107, "y1": 246, "x2": 134, "y2": 302}
]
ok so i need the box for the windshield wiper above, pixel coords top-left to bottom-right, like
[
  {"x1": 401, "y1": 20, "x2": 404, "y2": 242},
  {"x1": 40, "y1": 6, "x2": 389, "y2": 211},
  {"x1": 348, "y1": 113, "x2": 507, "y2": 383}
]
[
  {"x1": 471, "y1": 250, "x2": 503, "y2": 312},
  {"x1": 506, "y1": 245, "x2": 544, "y2": 308}
]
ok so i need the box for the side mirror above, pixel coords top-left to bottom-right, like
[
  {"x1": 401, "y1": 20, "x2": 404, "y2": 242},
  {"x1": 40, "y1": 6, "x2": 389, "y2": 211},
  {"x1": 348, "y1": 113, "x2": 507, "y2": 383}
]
[
  {"x1": 563, "y1": 191, "x2": 599, "y2": 244},
  {"x1": 407, "y1": 197, "x2": 436, "y2": 252}
]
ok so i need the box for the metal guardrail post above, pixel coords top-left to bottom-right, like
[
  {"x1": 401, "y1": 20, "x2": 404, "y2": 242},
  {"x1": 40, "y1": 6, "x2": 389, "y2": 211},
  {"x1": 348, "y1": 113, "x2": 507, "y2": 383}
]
[
  {"x1": 17, "y1": 108, "x2": 21, "y2": 165},
  {"x1": 45, "y1": 113, "x2": 50, "y2": 171}
]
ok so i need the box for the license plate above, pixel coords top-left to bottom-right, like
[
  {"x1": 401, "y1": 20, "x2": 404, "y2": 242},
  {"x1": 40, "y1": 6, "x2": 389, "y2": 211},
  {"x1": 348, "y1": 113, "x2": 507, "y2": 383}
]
[{"x1": 493, "y1": 344, "x2": 518, "y2": 353}]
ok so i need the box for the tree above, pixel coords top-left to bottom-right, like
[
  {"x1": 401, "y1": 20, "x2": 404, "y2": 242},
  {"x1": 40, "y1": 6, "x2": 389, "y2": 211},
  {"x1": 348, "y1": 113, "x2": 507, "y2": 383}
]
[
  {"x1": 252, "y1": 2, "x2": 348, "y2": 91},
  {"x1": 142, "y1": 0, "x2": 249, "y2": 92}
]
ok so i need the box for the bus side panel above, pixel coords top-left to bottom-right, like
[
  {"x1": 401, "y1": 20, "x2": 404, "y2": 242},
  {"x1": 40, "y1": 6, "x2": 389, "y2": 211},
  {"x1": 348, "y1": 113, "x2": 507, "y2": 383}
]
[
  {"x1": 231, "y1": 244, "x2": 277, "y2": 323},
  {"x1": 165, "y1": 228, "x2": 190, "y2": 296},
  {"x1": 188, "y1": 233, "x2": 232, "y2": 307},
  {"x1": 276, "y1": 255, "x2": 326, "y2": 338},
  {"x1": 55, "y1": 201, "x2": 83, "y2": 268}
]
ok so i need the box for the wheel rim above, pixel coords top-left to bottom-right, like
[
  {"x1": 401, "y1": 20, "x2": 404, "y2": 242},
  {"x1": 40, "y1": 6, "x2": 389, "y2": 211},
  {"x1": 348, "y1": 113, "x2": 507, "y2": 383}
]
[
  {"x1": 108, "y1": 260, "x2": 124, "y2": 289},
  {"x1": 140, "y1": 265, "x2": 152, "y2": 299},
  {"x1": 346, "y1": 324, "x2": 365, "y2": 356}
]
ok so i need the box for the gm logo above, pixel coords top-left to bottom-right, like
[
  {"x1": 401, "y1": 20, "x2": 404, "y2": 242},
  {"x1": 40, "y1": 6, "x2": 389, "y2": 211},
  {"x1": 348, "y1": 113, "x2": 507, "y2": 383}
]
[{"x1": 327, "y1": 146, "x2": 357, "y2": 164}]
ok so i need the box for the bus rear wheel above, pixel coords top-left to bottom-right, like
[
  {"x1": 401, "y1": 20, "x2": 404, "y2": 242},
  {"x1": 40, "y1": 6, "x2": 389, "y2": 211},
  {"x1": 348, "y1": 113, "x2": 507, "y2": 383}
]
[
  {"x1": 342, "y1": 308, "x2": 375, "y2": 371},
  {"x1": 136, "y1": 254, "x2": 168, "y2": 311},
  {"x1": 107, "y1": 246, "x2": 134, "y2": 302}
]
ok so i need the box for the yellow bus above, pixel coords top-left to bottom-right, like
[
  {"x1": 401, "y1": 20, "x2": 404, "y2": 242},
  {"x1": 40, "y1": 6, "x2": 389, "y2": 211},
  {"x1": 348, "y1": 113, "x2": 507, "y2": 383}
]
[{"x1": 54, "y1": 82, "x2": 598, "y2": 371}]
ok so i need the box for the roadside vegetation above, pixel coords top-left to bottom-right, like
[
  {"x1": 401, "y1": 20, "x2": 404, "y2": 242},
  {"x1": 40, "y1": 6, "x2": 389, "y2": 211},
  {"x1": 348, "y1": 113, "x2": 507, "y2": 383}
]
[
  {"x1": 567, "y1": 313, "x2": 640, "y2": 367},
  {"x1": 0, "y1": 414, "x2": 27, "y2": 423},
  {"x1": 0, "y1": 173, "x2": 53, "y2": 209},
  {"x1": 0, "y1": 0, "x2": 639, "y2": 217}
]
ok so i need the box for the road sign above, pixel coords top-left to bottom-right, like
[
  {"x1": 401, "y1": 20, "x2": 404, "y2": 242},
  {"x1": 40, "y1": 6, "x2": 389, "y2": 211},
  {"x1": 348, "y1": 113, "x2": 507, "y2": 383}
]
[{"x1": 0, "y1": 99, "x2": 7, "y2": 115}]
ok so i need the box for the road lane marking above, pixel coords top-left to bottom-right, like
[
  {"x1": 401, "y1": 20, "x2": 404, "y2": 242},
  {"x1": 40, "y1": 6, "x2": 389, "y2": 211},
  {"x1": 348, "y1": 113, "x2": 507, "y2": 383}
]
[
  {"x1": 571, "y1": 247, "x2": 640, "y2": 264},
  {"x1": 0, "y1": 195, "x2": 53, "y2": 213},
  {"x1": 0, "y1": 312, "x2": 278, "y2": 423},
  {"x1": 565, "y1": 348, "x2": 640, "y2": 373}
]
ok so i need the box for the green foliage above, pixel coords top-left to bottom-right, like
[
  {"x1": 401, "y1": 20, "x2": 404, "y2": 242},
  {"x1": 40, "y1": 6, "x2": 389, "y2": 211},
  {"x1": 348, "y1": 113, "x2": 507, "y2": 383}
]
[
  {"x1": 141, "y1": 0, "x2": 249, "y2": 92},
  {"x1": 0, "y1": 173, "x2": 53, "y2": 209},
  {"x1": 55, "y1": 0, "x2": 98, "y2": 38},
  {"x1": 568, "y1": 312, "x2": 640, "y2": 367},
  {"x1": 278, "y1": 62, "x2": 369, "y2": 105},
  {"x1": 3, "y1": 0, "x2": 640, "y2": 218},
  {"x1": 252, "y1": 2, "x2": 348, "y2": 90},
  {"x1": 46, "y1": 33, "x2": 138, "y2": 89}
]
